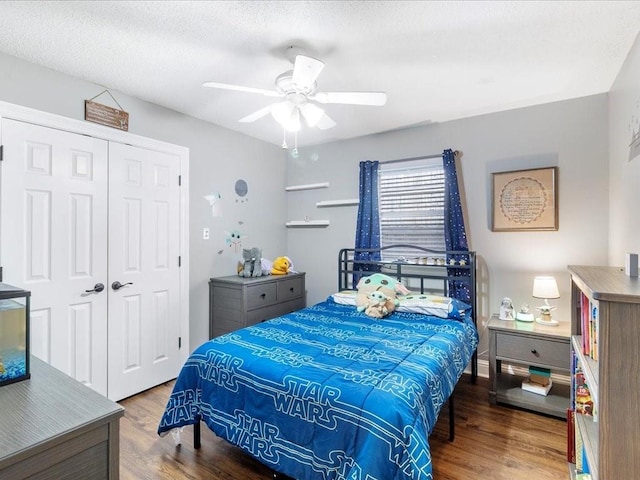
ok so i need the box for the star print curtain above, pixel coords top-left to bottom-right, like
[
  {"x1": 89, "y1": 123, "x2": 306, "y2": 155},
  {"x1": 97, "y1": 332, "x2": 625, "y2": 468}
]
[
  {"x1": 443, "y1": 149, "x2": 471, "y2": 305},
  {"x1": 353, "y1": 160, "x2": 381, "y2": 284}
]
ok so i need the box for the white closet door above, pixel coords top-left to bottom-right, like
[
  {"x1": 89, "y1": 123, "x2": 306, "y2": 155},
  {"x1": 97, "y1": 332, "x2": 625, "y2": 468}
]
[
  {"x1": 107, "y1": 142, "x2": 182, "y2": 401},
  {"x1": 0, "y1": 118, "x2": 109, "y2": 395}
]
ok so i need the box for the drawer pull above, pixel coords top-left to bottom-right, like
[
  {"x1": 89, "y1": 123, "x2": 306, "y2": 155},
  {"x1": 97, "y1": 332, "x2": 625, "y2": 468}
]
[
  {"x1": 531, "y1": 349, "x2": 538, "y2": 355},
  {"x1": 290, "y1": 287, "x2": 294, "y2": 292},
  {"x1": 260, "y1": 293, "x2": 266, "y2": 298}
]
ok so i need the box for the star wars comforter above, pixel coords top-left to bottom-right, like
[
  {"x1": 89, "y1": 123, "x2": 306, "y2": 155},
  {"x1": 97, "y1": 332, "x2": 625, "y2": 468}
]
[{"x1": 158, "y1": 298, "x2": 478, "y2": 480}]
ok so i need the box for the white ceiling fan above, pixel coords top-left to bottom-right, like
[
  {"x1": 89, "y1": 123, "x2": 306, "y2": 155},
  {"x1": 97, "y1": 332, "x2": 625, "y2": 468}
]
[{"x1": 202, "y1": 49, "x2": 387, "y2": 134}]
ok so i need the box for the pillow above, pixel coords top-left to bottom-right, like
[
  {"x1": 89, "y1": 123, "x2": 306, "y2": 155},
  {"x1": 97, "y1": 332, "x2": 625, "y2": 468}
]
[
  {"x1": 396, "y1": 293, "x2": 470, "y2": 320},
  {"x1": 331, "y1": 291, "x2": 358, "y2": 306}
]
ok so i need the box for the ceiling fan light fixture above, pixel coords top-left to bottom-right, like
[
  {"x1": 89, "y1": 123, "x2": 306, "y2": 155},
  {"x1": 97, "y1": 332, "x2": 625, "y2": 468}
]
[
  {"x1": 300, "y1": 102, "x2": 325, "y2": 127},
  {"x1": 285, "y1": 107, "x2": 301, "y2": 132},
  {"x1": 271, "y1": 101, "x2": 301, "y2": 132},
  {"x1": 271, "y1": 100, "x2": 294, "y2": 125}
]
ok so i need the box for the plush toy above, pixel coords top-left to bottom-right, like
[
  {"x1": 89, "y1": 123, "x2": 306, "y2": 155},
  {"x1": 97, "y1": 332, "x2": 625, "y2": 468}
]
[
  {"x1": 355, "y1": 273, "x2": 410, "y2": 317},
  {"x1": 271, "y1": 256, "x2": 291, "y2": 275},
  {"x1": 237, "y1": 247, "x2": 263, "y2": 277},
  {"x1": 357, "y1": 290, "x2": 395, "y2": 319}
]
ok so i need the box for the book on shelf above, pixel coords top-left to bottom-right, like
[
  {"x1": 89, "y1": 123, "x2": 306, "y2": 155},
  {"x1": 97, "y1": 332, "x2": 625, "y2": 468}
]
[
  {"x1": 567, "y1": 408, "x2": 575, "y2": 463},
  {"x1": 528, "y1": 366, "x2": 551, "y2": 386},
  {"x1": 521, "y1": 377, "x2": 553, "y2": 396},
  {"x1": 575, "y1": 475, "x2": 592, "y2": 480},
  {"x1": 579, "y1": 291, "x2": 599, "y2": 360}
]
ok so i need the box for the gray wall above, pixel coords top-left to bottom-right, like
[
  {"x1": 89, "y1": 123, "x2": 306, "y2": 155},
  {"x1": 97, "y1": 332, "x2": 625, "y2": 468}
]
[
  {"x1": 0, "y1": 52, "x2": 286, "y2": 351},
  {"x1": 609, "y1": 32, "x2": 640, "y2": 265},
  {"x1": 286, "y1": 94, "x2": 610, "y2": 358}
]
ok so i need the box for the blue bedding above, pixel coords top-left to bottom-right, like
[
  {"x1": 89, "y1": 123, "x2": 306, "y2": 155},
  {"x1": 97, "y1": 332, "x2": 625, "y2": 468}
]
[{"x1": 158, "y1": 298, "x2": 478, "y2": 480}]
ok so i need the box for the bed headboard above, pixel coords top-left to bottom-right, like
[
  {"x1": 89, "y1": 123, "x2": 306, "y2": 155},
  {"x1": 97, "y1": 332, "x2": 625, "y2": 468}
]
[{"x1": 338, "y1": 244, "x2": 477, "y2": 320}]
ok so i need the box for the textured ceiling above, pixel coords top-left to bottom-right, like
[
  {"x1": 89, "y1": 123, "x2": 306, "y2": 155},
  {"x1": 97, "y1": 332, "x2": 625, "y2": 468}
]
[{"x1": 0, "y1": 1, "x2": 639, "y2": 147}]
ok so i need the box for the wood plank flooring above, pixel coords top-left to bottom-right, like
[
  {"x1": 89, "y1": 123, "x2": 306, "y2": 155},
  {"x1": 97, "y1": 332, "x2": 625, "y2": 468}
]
[{"x1": 119, "y1": 375, "x2": 569, "y2": 480}]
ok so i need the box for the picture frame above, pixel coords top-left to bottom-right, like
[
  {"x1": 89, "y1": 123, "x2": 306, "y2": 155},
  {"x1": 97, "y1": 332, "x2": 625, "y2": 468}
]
[{"x1": 491, "y1": 167, "x2": 558, "y2": 232}]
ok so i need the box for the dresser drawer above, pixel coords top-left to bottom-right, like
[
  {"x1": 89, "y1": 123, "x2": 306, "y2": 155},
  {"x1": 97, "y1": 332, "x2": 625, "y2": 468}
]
[
  {"x1": 496, "y1": 332, "x2": 569, "y2": 370},
  {"x1": 246, "y1": 283, "x2": 277, "y2": 309},
  {"x1": 247, "y1": 298, "x2": 304, "y2": 326},
  {"x1": 277, "y1": 276, "x2": 304, "y2": 301}
]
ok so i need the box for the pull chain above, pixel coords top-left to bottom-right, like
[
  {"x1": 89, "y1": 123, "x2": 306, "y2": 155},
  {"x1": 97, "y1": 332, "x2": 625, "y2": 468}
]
[{"x1": 292, "y1": 131, "x2": 298, "y2": 157}]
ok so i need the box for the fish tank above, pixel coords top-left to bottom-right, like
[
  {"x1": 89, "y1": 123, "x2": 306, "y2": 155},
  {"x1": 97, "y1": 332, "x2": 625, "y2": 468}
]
[{"x1": 0, "y1": 282, "x2": 30, "y2": 387}]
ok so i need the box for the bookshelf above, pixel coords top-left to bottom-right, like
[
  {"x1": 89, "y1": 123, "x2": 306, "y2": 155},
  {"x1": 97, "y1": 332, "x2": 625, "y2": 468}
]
[{"x1": 567, "y1": 265, "x2": 640, "y2": 480}]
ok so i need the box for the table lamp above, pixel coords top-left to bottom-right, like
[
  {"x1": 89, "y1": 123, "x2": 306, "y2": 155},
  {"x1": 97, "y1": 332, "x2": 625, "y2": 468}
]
[{"x1": 532, "y1": 276, "x2": 560, "y2": 325}]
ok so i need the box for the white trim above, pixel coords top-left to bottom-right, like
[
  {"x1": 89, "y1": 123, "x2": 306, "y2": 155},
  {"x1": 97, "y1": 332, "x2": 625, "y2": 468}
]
[{"x1": 0, "y1": 100, "x2": 190, "y2": 366}]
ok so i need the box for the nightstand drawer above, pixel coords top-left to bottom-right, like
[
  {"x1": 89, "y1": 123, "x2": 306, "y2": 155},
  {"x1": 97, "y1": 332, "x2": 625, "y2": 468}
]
[
  {"x1": 496, "y1": 332, "x2": 569, "y2": 369},
  {"x1": 246, "y1": 283, "x2": 277, "y2": 309}
]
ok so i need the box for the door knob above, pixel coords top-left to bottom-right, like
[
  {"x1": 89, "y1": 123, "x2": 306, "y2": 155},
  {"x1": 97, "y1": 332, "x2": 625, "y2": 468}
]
[
  {"x1": 112, "y1": 281, "x2": 133, "y2": 290},
  {"x1": 85, "y1": 283, "x2": 105, "y2": 293}
]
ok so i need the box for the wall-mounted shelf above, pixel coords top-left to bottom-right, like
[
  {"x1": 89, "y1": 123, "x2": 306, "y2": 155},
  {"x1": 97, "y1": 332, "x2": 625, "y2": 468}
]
[
  {"x1": 286, "y1": 220, "x2": 330, "y2": 228},
  {"x1": 285, "y1": 182, "x2": 329, "y2": 192},
  {"x1": 316, "y1": 199, "x2": 359, "y2": 208}
]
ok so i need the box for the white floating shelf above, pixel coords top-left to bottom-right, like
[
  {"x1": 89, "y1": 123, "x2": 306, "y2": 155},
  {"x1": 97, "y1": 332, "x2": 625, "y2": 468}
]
[
  {"x1": 286, "y1": 220, "x2": 330, "y2": 228},
  {"x1": 285, "y1": 182, "x2": 330, "y2": 192},
  {"x1": 316, "y1": 199, "x2": 359, "y2": 208}
]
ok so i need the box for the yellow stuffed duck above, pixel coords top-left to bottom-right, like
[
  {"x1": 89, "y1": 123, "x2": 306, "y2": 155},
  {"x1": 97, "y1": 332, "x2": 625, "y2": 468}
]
[{"x1": 271, "y1": 256, "x2": 291, "y2": 275}]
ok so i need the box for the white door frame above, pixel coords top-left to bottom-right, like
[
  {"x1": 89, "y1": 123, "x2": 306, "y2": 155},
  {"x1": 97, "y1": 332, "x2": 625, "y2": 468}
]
[{"x1": 0, "y1": 100, "x2": 190, "y2": 374}]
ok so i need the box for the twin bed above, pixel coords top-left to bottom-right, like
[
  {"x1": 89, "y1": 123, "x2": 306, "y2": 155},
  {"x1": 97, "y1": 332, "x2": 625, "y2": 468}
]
[{"x1": 158, "y1": 245, "x2": 478, "y2": 480}]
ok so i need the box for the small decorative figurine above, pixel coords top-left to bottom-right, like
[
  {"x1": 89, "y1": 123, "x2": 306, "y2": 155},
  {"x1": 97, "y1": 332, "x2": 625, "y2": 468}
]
[
  {"x1": 499, "y1": 297, "x2": 514, "y2": 320},
  {"x1": 515, "y1": 303, "x2": 534, "y2": 322}
]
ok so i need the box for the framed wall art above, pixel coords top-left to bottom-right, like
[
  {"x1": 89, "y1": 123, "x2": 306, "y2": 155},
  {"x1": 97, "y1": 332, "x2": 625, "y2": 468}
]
[{"x1": 491, "y1": 167, "x2": 558, "y2": 232}]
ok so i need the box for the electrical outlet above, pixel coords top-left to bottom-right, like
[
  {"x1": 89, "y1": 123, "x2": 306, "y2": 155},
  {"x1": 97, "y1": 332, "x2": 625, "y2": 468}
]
[{"x1": 203, "y1": 227, "x2": 210, "y2": 240}]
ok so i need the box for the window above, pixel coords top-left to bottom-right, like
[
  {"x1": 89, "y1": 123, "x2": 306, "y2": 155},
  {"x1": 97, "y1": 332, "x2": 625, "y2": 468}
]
[{"x1": 378, "y1": 158, "x2": 445, "y2": 260}]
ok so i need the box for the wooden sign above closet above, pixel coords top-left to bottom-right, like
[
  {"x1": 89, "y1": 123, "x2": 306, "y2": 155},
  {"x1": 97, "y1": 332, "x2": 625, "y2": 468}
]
[{"x1": 84, "y1": 99, "x2": 129, "y2": 131}]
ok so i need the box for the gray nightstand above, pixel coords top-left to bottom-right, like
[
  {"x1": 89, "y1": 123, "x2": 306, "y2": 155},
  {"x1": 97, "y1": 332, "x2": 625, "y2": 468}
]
[{"x1": 488, "y1": 313, "x2": 570, "y2": 418}]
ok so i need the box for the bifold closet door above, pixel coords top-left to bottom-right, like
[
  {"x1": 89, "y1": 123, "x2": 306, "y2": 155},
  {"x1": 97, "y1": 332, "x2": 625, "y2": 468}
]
[
  {"x1": 1, "y1": 119, "x2": 184, "y2": 401},
  {"x1": 0, "y1": 118, "x2": 110, "y2": 396},
  {"x1": 107, "y1": 142, "x2": 182, "y2": 401}
]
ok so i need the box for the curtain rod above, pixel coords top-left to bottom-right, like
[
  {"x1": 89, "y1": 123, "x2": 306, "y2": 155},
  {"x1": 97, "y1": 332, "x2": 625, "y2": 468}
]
[{"x1": 380, "y1": 150, "x2": 459, "y2": 165}]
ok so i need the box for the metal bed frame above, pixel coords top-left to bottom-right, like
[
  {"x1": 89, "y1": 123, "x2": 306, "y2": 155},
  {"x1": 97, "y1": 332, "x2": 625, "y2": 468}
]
[{"x1": 337, "y1": 244, "x2": 478, "y2": 443}]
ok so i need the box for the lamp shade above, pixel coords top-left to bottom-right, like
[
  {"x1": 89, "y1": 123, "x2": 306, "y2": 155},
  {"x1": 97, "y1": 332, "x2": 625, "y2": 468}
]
[{"x1": 532, "y1": 276, "x2": 560, "y2": 299}]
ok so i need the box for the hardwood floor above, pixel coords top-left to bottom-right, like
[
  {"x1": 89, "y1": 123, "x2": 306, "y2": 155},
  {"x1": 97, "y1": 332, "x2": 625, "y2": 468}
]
[{"x1": 119, "y1": 375, "x2": 569, "y2": 480}]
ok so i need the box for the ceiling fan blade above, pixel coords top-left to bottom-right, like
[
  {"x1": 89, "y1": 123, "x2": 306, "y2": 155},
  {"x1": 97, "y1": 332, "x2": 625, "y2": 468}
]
[
  {"x1": 239, "y1": 105, "x2": 273, "y2": 123},
  {"x1": 311, "y1": 91, "x2": 387, "y2": 106},
  {"x1": 202, "y1": 81, "x2": 283, "y2": 98},
  {"x1": 292, "y1": 55, "x2": 325, "y2": 90},
  {"x1": 316, "y1": 113, "x2": 336, "y2": 130}
]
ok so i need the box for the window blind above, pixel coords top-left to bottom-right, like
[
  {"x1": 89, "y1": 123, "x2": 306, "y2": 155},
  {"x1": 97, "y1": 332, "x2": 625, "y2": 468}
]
[{"x1": 378, "y1": 161, "x2": 445, "y2": 260}]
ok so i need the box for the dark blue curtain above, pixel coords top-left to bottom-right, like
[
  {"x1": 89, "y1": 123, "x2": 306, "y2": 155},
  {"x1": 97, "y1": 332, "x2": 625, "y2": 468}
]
[
  {"x1": 353, "y1": 160, "x2": 381, "y2": 285},
  {"x1": 443, "y1": 149, "x2": 471, "y2": 305}
]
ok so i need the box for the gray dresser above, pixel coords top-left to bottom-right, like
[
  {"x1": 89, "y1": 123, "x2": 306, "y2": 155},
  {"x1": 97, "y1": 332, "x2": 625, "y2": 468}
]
[
  {"x1": 0, "y1": 356, "x2": 123, "y2": 479},
  {"x1": 209, "y1": 272, "x2": 306, "y2": 338}
]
